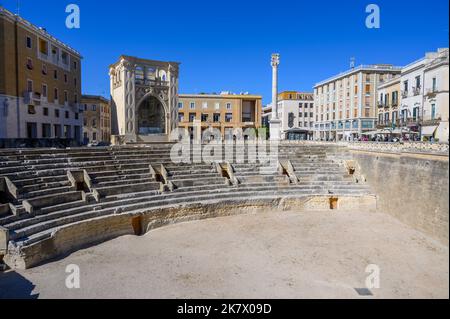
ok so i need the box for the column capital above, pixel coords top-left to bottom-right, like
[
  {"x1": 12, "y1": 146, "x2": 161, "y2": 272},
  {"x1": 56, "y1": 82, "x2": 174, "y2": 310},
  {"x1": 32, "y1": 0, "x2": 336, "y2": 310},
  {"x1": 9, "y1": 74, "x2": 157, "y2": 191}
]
[{"x1": 271, "y1": 53, "x2": 280, "y2": 67}]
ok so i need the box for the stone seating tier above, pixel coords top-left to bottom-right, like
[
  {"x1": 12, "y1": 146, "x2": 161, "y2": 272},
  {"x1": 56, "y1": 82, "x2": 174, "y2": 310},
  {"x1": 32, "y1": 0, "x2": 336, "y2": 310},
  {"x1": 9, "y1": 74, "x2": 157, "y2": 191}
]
[{"x1": 0, "y1": 144, "x2": 375, "y2": 269}]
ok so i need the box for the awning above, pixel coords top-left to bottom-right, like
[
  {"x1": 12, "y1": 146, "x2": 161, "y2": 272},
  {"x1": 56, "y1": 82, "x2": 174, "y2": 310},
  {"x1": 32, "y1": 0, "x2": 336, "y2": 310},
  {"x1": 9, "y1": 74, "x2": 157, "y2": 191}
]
[
  {"x1": 362, "y1": 129, "x2": 390, "y2": 135},
  {"x1": 286, "y1": 128, "x2": 312, "y2": 133},
  {"x1": 421, "y1": 126, "x2": 438, "y2": 136}
]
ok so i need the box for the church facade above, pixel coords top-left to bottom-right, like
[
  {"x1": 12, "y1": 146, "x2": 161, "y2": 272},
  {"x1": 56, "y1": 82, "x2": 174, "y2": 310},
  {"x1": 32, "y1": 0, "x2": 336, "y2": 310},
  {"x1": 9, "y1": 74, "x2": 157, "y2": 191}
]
[{"x1": 109, "y1": 56, "x2": 180, "y2": 143}]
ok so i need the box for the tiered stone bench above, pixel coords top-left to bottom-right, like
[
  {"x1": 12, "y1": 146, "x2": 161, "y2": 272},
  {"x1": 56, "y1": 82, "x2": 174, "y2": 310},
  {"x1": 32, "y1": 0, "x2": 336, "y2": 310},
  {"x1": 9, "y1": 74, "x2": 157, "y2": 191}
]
[{"x1": 0, "y1": 143, "x2": 376, "y2": 269}]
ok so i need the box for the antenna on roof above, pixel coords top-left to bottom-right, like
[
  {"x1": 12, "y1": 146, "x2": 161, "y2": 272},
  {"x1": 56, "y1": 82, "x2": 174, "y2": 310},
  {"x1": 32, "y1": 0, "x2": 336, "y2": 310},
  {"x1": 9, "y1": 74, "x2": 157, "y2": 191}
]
[
  {"x1": 350, "y1": 57, "x2": 356, "y2": 69},
  {"x1": 14, "y1": 0, "x2": 19, "y2": 15}
]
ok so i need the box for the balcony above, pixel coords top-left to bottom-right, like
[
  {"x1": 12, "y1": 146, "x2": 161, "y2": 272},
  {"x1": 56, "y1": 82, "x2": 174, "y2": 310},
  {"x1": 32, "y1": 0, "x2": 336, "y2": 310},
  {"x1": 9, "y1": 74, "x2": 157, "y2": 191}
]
[
  {"x1": 413, "y1": 87, "x2": 421, "y2": 96},
  {"x1": 23, "y1": 91, "x2": 42, "y2": 105},
  {"x1": 135, "y1": 78, "x2": 169, "y2": 87},
  {"x1": 401, "y1": 91, "x2": 408, "y2": 99},
  {"x1": 391, "y1": 100, "x2": 399, "y2": 108},
  {"x1": 377, "y1": 101, "x2": 386, "y2": 108},
  {"x1": 422, "y1": 118, "x2": 441, "y2": 126},
  {"x1": 425, "y1": 88, "x2": 438, "y2": 98},
  {"x1": 377, "y1": 122, "x2": 393, "y2": 129}
]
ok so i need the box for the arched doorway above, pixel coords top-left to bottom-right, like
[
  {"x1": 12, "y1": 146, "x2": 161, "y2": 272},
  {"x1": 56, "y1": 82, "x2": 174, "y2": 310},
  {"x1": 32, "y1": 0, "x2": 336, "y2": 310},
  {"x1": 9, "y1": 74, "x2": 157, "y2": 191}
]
[{"x1": 137, "y1": 95, "x2": 166, "y2": 135}]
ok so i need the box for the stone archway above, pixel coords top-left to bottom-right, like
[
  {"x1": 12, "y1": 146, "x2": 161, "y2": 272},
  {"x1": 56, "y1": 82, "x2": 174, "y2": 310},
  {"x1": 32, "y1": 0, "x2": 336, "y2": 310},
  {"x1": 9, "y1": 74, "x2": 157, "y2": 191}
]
[{"x1": 136, "y1": 95, "x2": 166, "y2": 135}]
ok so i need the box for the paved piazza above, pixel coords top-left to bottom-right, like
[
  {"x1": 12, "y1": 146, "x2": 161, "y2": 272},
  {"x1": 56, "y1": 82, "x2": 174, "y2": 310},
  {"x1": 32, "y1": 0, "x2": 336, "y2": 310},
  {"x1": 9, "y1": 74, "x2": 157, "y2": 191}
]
[{"x1": 1, "y1": 210, "x2": 448, "y2": 299}]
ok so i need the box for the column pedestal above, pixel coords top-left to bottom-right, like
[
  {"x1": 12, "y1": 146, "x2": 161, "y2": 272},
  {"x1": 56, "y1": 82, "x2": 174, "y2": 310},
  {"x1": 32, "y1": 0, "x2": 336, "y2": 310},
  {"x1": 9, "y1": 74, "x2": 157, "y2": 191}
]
[{"x1": 269, "y1": 119, "x2": 281, "y2": 141}]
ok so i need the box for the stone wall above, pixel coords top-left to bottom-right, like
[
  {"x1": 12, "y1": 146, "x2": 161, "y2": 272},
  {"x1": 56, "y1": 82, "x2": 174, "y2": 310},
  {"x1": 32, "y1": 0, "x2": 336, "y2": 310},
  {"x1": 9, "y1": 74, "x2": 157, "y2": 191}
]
[
  {"x1": 4, "y1": 195, "x2": 376, "y2": 269},
  {"x1": 350, "y1": 149, "x2": 449, "y2": 245}
]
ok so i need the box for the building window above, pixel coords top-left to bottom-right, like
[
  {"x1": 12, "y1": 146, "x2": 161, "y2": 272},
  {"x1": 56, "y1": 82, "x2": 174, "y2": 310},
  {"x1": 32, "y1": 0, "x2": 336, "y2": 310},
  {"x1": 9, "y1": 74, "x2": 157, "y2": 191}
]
[
  {"x1": 64, "y1": 74, "x2": 68, "y2": 83},
  {"x1": 92, "y1": 105, "x2": 97, "y2": 111},
  {"x1": 431, "y1": 104, "x2": 436, "y2": 120},
  {"x1": 74, "y1": 94, "x2": 78, "y2": 103},
  {"x1": 26, "y1": 58, "x2": 33, "y2": 70},
  {"x1": 42, "y1": 84, "x2": 47, "y2": 98},
  {"x1": 27, "y1": 79, "x2": 33, "y2": 92},
  {"x1": 43, "y1": 107, "x2": 49, "y2": 116},
  {"x1": 55, "y1": 109, "x2": 60, "y2": 118},
  {"x1": 201, "y1": 114, "x2": 208, "y2": 122},
  {"x1": 75, "y1": 112, "x2": 79, "y2": 120},
  {"x1": 54, "y1": 70, "x2": 58, "y2": 80},
  {"x1": 27, "y1": 105, "x2": 36, "y2": 115},
  {"x1": 42, "y1": 123, "x2": 51, "y2": 138},
  {"x1": 190, "y1": 102, "x2": 195, "y2": 109},
  {"x1": 213, "y1": 113, "x2": 220, "y2": 122},
  {"x1": 64, "y1": 91, "x2": 68, "y2": 103},
  {"x1": 178, "y1": 102, "x2": 183, "y2": 109},
  {"x1": 93, "y1": 132, "x2": 97, "y2": 141},
  {"x1": 54, "y1": 124, "x2": 62, "y2": 138},
  {"x1": 42, "y1": 64, "x2": 47, "y2": 75},
  {"x1": 26, "y1": 36, "x2": 32, "y2": 49},
  {"x1": 432, "y1": 78, "x2": 437, "y2": 92},
  {"x1": 415, "y1": 76, "x2": 421, "y2": 89},
  {"x1": 73, "y1": 61, "x2": 78, "y2": 70},
  {"x1": 74, "y1": 78, "x2": 77, "y2": 87},
  {"x1": 62, "y1": 51, "x2": 69, "y2": 65},
  {"x1": 65, "y1": 111, "x2": 69, "y2": 119},
  {"x1": 215, "y1": 103, "x2": 220, "y2": 110},
  {"x1": 226, "y1": 103, "x2": 232, "y2": 110},
  {"x1": 202, "y1": 102, "x2": 208, "y2": 109},
  {"x1": 92, "y1": 119, "x2": 97, "y2": 127},
  {"x1": 39, "y1": 38, "x2": 48, "y2": 55},
  {"x1": 26, "y1": 122, "x2": 37, "y2": 138},
  {"x1": 189, "y1": 113, "x2": 196, "y2": 122},
  {"x1": 54, "y1": 88, "x2": 59, "y2": 101},
  {"x1": 178, "y1": 113, "x2": 184, "y2": 122},
  {"x1": 225, "y1": 113, "x2": 233, "y2": 123}
]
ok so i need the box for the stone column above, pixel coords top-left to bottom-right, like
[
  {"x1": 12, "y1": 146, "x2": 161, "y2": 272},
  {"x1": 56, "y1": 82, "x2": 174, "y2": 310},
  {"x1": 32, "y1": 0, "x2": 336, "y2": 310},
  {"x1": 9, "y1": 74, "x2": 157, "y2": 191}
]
[{"x1": 270, "y1": 53, "x2": 281, "y2": 141}]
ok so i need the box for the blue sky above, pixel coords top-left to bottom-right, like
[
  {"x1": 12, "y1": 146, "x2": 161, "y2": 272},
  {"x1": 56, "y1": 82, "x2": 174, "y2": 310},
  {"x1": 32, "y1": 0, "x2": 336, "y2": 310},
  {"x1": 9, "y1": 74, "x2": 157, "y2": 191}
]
[{"x1": 2, "y1": 0, "x2": 448, "y2": 104}]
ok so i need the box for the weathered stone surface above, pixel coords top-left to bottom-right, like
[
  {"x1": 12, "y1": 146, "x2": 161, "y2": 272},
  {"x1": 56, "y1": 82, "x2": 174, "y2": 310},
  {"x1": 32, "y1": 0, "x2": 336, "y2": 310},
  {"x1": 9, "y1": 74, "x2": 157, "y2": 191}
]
[
  {"x1": 350, "y1": 149, "x2": 449, "y2": 244},
  {"x1": 4, "y1": 195, "x2": 375, "y2": 269}
]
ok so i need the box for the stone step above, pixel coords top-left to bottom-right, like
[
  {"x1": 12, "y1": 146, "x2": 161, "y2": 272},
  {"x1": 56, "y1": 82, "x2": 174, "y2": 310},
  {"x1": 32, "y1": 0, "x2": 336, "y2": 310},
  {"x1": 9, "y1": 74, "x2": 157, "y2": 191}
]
[
  {"x1": 95, "y1": 177, "x2": 155, "y2": 188},
  {"x1": 171, "y1": 176, "x2": 228, "y2": 188},
  {"x1": 20, "y1": 180, "x2": 71, "y2": 193},
  {"x1": 11, "y1": 208, "x2": 117, "y2": 245},
  {"x1": 94, "y1": 182, "x2": 161, "y2": 198},
  {"x1": 169, "y1": 172, "x2": 218, "y2": 179},
  {"x1": 21, "y1": 186, "x2": 74, "y2": 200},
  {"x1": 6, "y1": 202, "x2": 92, "y2": 232},
  {"x1": 13, "y1": 175, "x2": 68, "y2": 187}
]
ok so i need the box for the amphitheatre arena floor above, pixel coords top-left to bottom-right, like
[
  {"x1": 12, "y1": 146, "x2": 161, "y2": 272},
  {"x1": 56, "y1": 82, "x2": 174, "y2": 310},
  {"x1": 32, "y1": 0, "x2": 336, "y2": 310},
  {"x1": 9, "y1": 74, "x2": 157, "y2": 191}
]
[{"x1": 0, "y1": 210, "x2": 448, "y2": 299}]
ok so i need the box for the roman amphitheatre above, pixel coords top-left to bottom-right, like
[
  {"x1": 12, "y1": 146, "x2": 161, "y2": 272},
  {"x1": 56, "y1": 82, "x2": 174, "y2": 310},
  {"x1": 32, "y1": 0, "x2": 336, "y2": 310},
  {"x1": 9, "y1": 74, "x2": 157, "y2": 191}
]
[{"x1": 0, "y1": 141, "x2": 448, "y2": 299}]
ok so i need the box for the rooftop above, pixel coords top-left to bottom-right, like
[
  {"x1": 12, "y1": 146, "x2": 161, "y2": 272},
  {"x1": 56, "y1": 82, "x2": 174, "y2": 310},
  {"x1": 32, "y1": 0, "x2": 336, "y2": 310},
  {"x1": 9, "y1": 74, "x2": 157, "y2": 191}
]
[
  {"x1": 110, "y1": 55, "x2": 181, "y2": 69},
  {"x1": 314, "y1": 64, "x2": 402, "y2": 88},
  {"x1": 81, "y1": 95, "x2": 110, "y2": 103},
  {"x1": 0, "y1": 6, "x2": 82, "y2": 58},
  {"x1": 180, "y1": 92, "x2": 262, "y2": 99}
]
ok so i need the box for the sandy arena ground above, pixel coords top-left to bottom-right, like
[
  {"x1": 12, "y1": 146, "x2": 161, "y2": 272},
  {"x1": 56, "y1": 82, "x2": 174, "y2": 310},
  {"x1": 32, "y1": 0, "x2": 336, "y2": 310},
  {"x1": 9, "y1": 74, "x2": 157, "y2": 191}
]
[{"x1": 0, "y1": 210, "x2": 448, "y2": 299}]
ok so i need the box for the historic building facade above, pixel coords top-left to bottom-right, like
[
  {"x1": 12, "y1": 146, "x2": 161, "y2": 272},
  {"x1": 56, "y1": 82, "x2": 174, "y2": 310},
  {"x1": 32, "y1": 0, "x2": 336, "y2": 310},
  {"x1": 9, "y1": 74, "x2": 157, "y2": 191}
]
[
  {"x1": 178, "y1": 93, "x2": 262, "y2": 140},
  {"x1": 376, "y1": 76, "x2": 401, "y2": 130},
  {"x1": 0, "y1": 7, "x2": 83, "y2": 144},
  {"x1": 109, "y1": 56, "x2": 180, "y2": 143},
  {"x1": 314, "y1": 64, "x2": 401, "y2": 141},
  {"x1": 262, "y1": 92, "x2": 314, "y2": 140},
  {"x1": 400, "y1": 48, "x2": 449, "y2": 142},
  {"x1": 81, "y1": 95, "x2": 111, "y2": 144},
  {"x1": 422, "y1": 48, "x2": 449, "y2": 142}
]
